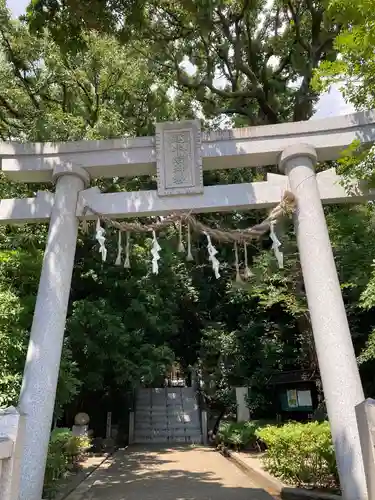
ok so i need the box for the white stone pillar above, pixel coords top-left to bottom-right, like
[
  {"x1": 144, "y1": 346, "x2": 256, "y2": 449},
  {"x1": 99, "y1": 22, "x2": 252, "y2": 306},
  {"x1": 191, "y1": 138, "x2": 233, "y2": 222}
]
[
  {"x1": 18, "y1": 165, "x2": 89, "y2": 500},
  {"x1": 128, "y1": 412, "x2": 135, "y2": 445},
  {"x1": 235, "y1": 387, "x2": 250, "y2": 422},
  {"x1": 201, "y1": 410, "x2": 208, "y2": 445},
  {"x1": 279, "y1": 145, "x2": 367, "y2": 500}
]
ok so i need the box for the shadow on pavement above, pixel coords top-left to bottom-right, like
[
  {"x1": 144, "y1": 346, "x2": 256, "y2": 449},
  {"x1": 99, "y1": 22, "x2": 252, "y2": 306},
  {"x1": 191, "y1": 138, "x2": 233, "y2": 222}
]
[{"x1": 81, "y1": 445, "x2": 277, "y2": 500}]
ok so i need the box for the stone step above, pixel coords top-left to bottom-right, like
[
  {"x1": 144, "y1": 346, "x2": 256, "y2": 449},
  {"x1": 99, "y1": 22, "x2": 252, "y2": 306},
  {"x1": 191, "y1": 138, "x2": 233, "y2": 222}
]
[
  {"x1": 135, "y1": 421, "x2": 201, "y2": 428},
  {"x1": 136, "y1": 405, "x2": 198, "y2": 412},
  {"x1": 134, "y1": 432, "x2": 202, "y2": 441},
  {"x1": 134, "y1": 437, "x2": 169, "y2": 444},
  {"x1": 135, "y1": 430, "x2": 202, "y2": 437},
  {"x1": 178, "y1": 406, "x2": 199, "y2": 411},
  {"x1": 137, "y1": 388, "x2": 195, "y2": 398},
  {"x1": 135, "y1": 416, "x2": 200, "y2": 425},
  {"x1": 168, "y1": 421, "x2": 200, "y2": 427},
  {"x1": 135, "y1": 431, "x2": 170, "y2": 438},
  {"x1": 136, "y1": 411, "x2": 197, "y2": 418},
  {"x1": 171, "y1": 414, "x2": 198, "y2": 420},
  {"x1": 182, "y1": 398, "x2": 197, "y2": 405},
  {"x1": 137, "y1": 393, "x2": 168, "y2": 401},
  {"x1": 135, "y1": 426, "x2": 201, "y2": 434},
  {"x1": 136, "y1": 411, "x2": 194, "y2": 417},
  {"x1": 136, "y1": 389, "x2": 198, "y2": 411},
  {"x1": 134, "y1": 432, "x2": 202, "y2": 438},
  {"x1": 135, "y1": 425, "x2": 200, "y2": 432},
  {"x1": 153, "y1": 413, "x2": 199, "y2": 423},
  {"x1": 134, "y1": 435, "x2": 202, "y2": 444},
  {"x1": 137, "y1": 405, "x2": 185, "y2": 411},
  {"x1": 135, "y1": 408, "x2": 196, "y2": 415},
  {"x1": 135, "y1": 415, "x2": 198, "y2": 421},
  {"x1": 136, "y1": 402, "x2": 186, "y2": 411},
  {"x1": 135, "y1": 425, "x2": 201, "y2": 434},
  {"x1": 135, "y1": 424, "x2": 200, "y2": 432},
  {"x1": 137, "y1": 407, "x2": 166, "y2": 412},
  {"x1": 137, "y1": 387, "x2": 193, "y2": 394}
]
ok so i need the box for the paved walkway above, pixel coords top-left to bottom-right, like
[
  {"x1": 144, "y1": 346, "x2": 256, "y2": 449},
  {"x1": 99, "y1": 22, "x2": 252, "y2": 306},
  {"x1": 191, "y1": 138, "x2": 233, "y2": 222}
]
[{"x1": 66, "y1": 445, "x2": 277, "y2": 500}]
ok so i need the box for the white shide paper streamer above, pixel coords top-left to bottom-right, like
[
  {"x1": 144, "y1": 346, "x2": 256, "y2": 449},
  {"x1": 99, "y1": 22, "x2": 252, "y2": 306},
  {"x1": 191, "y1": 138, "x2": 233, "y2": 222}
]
[
  {"x1": 151, "y1": 231, "x2": 161, "y2": 274},
  {"x1": 124, "y1": 231, "x2": 131, "y2": 269},
  {"x1": 115, "y1": 230, "x2": 122, "y2": 266},
  {"x1": 270, "y1": 221, "x2": 283, "y2": 269},
  {"x1": 96, "y1": 219, "x2": 107, "y2": 262},
  {"x1": 204, "y1": 231, "x2": 220, "y2": 279}
]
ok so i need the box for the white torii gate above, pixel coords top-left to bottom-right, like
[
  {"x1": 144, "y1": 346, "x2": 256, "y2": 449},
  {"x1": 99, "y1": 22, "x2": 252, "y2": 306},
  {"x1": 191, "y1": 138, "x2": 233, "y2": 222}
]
[{"x1": 1, "y1": 111, "x2": 375, "y2": 500}]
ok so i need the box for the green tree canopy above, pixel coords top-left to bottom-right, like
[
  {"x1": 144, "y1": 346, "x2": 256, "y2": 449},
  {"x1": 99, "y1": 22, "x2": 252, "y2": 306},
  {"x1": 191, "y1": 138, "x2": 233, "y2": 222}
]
[
  {"x1": 314, "y1": 0, "x2": 375, "y2": 109},
  {"x1": 1, "y1": 0, "x2": 375, "y2": 429},
  {"x1": 27, "y1": 0, "x2": 340, "y2": 124}
]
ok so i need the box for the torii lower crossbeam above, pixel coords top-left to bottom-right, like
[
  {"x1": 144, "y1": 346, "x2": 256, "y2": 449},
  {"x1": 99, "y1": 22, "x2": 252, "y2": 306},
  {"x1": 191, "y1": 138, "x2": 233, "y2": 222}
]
[{"x1": 0, "y1": 169, "x2": 373, "y2": 223}]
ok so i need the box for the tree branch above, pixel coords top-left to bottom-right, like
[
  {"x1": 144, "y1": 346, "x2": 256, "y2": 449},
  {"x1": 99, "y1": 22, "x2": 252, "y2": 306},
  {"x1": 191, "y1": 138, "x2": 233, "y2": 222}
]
[
  {"x1": 286, "y1": 1, "x2": 311, "y2": 53},
  {"x1": 0, "y1": 29, "x2": 41, "y2": 110},
  {"x1": 176, "y1": 66, "x2": 258, "y2": 100},
  {"x1": 0, "y1": 94, "x2": 22, "y2": 118}
]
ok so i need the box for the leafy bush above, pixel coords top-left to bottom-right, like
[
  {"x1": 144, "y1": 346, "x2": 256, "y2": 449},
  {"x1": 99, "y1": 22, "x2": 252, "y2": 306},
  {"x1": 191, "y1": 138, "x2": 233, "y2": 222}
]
[
  {"x1": 216, "y1": 421, "x2": 263, "y2": 450},
  {"x1": 256, "y1": 422, "x2": 338, "y2": 489},
  {"x1": 43, "y1": 428, "x2": 91, "y2": 499},
  {"x1": 66, "y1": 434, "x2": 92, "y2": 463}
]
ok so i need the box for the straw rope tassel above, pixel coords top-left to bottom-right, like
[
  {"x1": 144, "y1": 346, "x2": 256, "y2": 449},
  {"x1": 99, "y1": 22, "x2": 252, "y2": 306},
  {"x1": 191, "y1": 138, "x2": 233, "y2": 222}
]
[
  {"x1": 234, "y1": 242, "x2": 242, "y2": 283},
  {"x1": 115, "y1": 230, "x2": 122, "y2": 266},
  {"x1": 95, "y1": 218, "x2": 107, "y2": 262},
  {"x1": 124, "y1": 231, "x2": 131, "y2": 269},
  {"x1": 186, "y1": 223, "x2": 194, "y2": 261},
  {"x1": 243, "y1": 242, "x2": 253, "y2": 279},
  {"x1": 178, "y1": 220, "x2": 185, "y2": 253}
]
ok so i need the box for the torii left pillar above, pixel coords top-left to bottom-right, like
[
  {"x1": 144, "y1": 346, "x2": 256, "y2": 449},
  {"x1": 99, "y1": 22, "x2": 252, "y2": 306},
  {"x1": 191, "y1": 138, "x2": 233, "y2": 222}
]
[{"x1": 18, "y1": 165, "x2": 90, "y2": 500}]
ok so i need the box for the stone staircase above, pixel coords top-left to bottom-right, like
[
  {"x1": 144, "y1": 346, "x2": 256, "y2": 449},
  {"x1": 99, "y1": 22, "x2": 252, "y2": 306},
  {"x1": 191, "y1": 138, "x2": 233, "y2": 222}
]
[{"x1": 134, "y1": 387, "x2": 202, "y2": 444}]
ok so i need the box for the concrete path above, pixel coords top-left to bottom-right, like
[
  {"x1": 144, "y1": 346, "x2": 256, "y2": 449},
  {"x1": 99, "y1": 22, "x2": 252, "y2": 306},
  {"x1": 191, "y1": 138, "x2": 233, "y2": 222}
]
[{"x1": 66, "y1": 445, "x2": 277, "y2": 500}]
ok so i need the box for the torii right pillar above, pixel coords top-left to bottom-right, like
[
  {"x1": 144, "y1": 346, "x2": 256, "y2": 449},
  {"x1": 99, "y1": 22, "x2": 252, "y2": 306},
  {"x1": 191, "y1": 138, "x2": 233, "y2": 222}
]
[{"x1": 279, "y1": 144, "x2": 368, "y2": 500}]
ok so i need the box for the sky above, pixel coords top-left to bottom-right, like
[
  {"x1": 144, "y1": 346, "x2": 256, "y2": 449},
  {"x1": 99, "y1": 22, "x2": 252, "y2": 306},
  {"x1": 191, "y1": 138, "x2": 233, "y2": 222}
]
[
  {"x1": 6, "y1": 0, "x2": 355, "y2": 120},
  {"x1": 8, "y1": 0, "x2": 28, "y2": 18}
]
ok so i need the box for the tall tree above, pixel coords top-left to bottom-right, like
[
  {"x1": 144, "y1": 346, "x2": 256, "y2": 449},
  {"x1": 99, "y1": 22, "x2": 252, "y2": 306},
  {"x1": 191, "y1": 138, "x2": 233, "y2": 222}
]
[
  {"x1": 27, "y1": 0, "x2": 340, "y2": 124},
  {"x1": 3, "y1": 0, "x2": 375, "y2": 424},
  {"x1": 0, "y1": 5, "x2": 195, "y2": 415},
  {"x1": 314, "y1": 0, "x2": 375, "y2": 110},
  {"x1": 313, "y1": 0, "x2": 375, "y2": 390},
  {"x1": 0, "y1": 1, "x2": 195, "y2": 140}
]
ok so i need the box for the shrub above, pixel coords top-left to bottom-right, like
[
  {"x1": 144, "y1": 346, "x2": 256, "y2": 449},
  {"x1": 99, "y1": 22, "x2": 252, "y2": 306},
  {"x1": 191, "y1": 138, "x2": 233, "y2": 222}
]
[
  {"x1": 256, "y1": 421, "x2": 338, "y2": 489},
  {"x1": 216, "y1": 421, "x2": 263, "y2": 450},
  {"x1": 65, "y1": 434, "x2": 92, "y2": 464},
  {"x1": 43, "y1": 428, "x2": 92, "y2": 499}
]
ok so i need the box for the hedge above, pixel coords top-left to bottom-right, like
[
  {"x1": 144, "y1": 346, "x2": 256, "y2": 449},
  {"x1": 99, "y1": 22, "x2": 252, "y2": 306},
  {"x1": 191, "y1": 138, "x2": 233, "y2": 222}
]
[
  {"x1": 43, "y1": 428, "x2": 91, "y2": 499},
  {"x1": 256, "y1": 421, "x2": 339, "y2": 489},
  {"x1": 216, "y1": 421, "x2": 266, "y2": 450}
]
